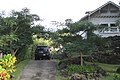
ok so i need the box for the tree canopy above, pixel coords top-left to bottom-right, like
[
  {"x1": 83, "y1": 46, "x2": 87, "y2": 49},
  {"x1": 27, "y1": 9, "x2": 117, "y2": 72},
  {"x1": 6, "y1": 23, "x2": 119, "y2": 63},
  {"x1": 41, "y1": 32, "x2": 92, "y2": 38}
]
[{"x1": 0, "y1": 8, "x2": 44, "y2": 59}]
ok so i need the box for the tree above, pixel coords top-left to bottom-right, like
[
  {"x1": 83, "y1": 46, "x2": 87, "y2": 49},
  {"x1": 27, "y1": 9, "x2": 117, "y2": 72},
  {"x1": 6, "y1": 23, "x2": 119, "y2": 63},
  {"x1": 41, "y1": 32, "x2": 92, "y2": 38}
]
[
  {"x1": 65, "y1": 19, "x2": 73, "y2": 27},
  {"x1": 55, "y1": 20, "x2": 102, "y2": 65},
  {"x1": 0, "y1": 8, "x2": 43, "y2": 59}
]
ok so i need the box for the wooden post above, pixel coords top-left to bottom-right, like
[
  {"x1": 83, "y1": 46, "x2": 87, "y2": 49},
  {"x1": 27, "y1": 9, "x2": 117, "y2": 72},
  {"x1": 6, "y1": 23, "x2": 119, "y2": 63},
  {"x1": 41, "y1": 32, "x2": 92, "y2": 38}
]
[{"x1": 80, "y1": 52, "x2": 83, "y2": 66}]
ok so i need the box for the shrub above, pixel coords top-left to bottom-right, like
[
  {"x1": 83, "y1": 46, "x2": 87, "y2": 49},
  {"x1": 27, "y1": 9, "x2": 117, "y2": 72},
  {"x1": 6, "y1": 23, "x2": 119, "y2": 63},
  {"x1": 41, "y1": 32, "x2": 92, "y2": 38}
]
[
  {"x1": 116, "y1": 67, "x2": 120, "y2": 74},
  {"x1": 113, "y1": 74, "x2": 120, "y2": 80},
  {"x1": 24, "y1": 45, "x2": 34, "y2": 59},
  {"x1": 0, "y1": 66, "x2": 10, "y2": 80},
  {"x1": 0, "y1": 54, "x2": 17, "y2": 80},
  {"x1": 66, "y1": 64, "x2": 96, "y2": 75}
]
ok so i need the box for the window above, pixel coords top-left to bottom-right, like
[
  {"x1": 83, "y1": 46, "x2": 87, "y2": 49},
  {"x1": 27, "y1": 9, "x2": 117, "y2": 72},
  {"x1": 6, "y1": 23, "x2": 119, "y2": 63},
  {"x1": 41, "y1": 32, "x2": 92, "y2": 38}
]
[
  {"x1": 110, "y1": 10, "x2": 118, "y2": 13},
  {"x1": 99, "y1": 24, "x2": 109, "y2": 33},
  {"x1": 104, "y1": 27, "x2": 109, "y2": 31},
  {"x1": 110, "y1": 27, "x2": 117, "y2": 32},
  {"x1": 99, "y1": 23, "x2": 118, "y2": 33},
  {"x1": 101, "y1": 10, "x2": 107, "y2": 13},
  {"x1": 110, "y1": 24, "x2": 116, "y2": 27},
  {"x1": 100, "y1": 24, "x2": 108, "y2": 27},
  {"x1": 110, "y1": 24, "x2": 117, "y2": 32}
]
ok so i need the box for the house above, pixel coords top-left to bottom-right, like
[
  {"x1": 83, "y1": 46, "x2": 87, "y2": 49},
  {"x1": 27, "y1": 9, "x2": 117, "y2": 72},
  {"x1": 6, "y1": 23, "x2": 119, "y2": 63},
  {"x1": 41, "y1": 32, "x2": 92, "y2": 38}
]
[{"x1": 80, "y1": 1, "x2": 120, "y2": 37}]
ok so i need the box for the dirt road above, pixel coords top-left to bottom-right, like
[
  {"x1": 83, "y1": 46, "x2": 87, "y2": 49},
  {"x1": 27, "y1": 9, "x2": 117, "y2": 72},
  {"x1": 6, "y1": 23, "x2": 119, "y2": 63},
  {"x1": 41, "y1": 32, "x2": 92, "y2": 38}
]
[{"x1": 19, "y1": 60, "x2": 56, "y2": 80}]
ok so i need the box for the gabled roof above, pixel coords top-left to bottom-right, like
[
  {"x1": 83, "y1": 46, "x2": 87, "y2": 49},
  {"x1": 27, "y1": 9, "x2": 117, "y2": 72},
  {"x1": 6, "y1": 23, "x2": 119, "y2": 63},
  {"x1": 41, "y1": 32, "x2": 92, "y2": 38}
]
[{"x1": 80, "y1": 1, "x2": 120, "y2": 20}]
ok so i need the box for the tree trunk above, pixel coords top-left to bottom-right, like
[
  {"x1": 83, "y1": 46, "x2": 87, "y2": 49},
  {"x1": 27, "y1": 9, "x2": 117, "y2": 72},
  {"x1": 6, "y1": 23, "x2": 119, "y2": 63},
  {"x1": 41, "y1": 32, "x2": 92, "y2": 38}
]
[{"x1": 10, "y1": 49, "x2": 18, "y2": 56}]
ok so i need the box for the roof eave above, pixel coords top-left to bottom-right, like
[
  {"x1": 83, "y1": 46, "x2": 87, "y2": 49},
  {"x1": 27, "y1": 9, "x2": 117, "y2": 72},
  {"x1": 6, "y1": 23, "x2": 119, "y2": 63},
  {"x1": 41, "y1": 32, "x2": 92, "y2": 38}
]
[{"x1": 80, "y1": 1, "x2": 120, "y2": 21}]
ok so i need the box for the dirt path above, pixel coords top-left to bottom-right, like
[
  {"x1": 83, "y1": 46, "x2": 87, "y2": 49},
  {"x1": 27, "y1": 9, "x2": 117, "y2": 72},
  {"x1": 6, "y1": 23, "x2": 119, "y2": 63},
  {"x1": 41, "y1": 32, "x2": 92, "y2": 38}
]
[{"x1": 19, "y1": 60, "x2": 56, "y2": 80}]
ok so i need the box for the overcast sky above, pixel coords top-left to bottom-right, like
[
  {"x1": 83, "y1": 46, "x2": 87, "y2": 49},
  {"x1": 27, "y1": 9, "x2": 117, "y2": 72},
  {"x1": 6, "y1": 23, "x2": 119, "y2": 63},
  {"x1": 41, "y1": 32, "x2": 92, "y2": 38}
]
[{"x1": 0, "y1": 0, "x2": 120, "y2": 28}]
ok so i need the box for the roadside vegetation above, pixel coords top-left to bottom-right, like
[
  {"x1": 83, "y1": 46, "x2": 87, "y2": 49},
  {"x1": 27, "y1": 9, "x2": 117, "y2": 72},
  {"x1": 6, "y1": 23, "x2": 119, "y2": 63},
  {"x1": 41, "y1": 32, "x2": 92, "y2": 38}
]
[
  {"x1": 13, "y1": 59, "x2": 29, "y2": 80},
  {"x1": 0, "y1": 8, "x2": 120, "y2": 80},
  {"x1": 0, "y1": 8, "x2": 44, "y2": 79},
  {"x1": 53, "y1": 19, "x2": 120, "y2": 80},
  {"x1": 56, "y1": 62, "x2": 120, "y2": 80}
]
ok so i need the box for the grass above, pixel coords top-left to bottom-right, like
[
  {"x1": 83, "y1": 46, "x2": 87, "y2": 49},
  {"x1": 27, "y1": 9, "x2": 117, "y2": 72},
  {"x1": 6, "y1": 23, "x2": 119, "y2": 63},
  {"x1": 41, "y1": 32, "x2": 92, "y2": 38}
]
[
  {"x1": 55, "y1": 70, "x2": 68, "y2": 80},
  {"x1": 100, "y1": 75, "x2": 114, "y2": 80},
  {"x1": 97, "y1": 63, "x2": 119, "y2": 72},
  {"x1": 56, "y1": 60, "x2": 120, "y2": 80},
  {"x1": 85, "y1": 61, "x2": 120, "y2": 80},
  {"x1": 85, "y1": 62, "x2": 119, "y2": 72},
  {"x1": 13, "y1": 59, "x2": 30, "y2": 80},
  {"x1": 55, "y1": 59, "x2": 68, "y2": 80}
]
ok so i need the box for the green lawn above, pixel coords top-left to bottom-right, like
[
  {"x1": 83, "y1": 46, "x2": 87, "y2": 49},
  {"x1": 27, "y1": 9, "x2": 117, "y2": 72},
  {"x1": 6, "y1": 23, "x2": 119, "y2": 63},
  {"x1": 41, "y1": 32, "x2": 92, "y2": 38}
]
[
  {"x1": 56, "y1": 61, "x2": 120, "y2": 80},
  {"x1": 85, "y1": 61, "x2": 120, "y2": 80},
  {"x1": 85, "y1": 62, "x2": 119, "y2": 72},
  {"x1": 55, "y1": 71, "x2": 68, "y2": 80},
  {"x1": 97, "y1": 63, "x2": 119, "y2": 72},
  {"x1": 13, "y1": 59, "x2": 30, "y2": 80}
]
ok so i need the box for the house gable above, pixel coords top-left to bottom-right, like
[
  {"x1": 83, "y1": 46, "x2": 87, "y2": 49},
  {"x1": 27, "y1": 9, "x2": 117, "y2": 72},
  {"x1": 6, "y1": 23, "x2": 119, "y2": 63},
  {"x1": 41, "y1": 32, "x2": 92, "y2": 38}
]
[
  {"x1": 80, "y1": 1, "x2": 120, "y2": 37},
  {"x1": 81, "y1": 1, "x2": 120, "y2": 20}
]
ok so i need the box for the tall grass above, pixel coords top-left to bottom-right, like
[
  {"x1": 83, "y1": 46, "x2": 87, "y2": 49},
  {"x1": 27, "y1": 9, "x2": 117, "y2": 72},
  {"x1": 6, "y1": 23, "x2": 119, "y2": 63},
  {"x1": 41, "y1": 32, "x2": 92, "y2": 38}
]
[{"x1": 13, "y1": 59, "x2": 29, "y2": 80}]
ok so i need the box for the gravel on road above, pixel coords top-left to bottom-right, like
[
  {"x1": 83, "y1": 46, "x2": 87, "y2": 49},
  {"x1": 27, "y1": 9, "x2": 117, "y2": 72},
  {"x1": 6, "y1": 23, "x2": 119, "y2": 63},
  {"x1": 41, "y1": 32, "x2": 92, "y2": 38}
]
[{"x1": 19, "y1": 60, "x2": 56, "y2": 80}]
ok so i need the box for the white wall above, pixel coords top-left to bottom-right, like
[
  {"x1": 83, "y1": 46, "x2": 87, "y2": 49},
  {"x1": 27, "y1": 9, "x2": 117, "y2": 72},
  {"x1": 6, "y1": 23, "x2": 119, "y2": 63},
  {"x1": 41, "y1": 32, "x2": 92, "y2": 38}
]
[
  {"x1": 89, "y1": 17, "x2": 120, "y2": 37},
  {"x1": 89, "y1": 17, "x2": 119, "y2": 25}
]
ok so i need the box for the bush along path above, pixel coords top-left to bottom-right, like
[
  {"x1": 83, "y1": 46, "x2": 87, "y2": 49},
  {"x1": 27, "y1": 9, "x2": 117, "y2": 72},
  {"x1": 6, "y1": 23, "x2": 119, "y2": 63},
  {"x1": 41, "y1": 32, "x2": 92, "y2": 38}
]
[
  {"x1": 19, "y1": 60, "x2": 56, "y2": 80},
  {"x1": 0, "y1": 54, "x2": 17, "y2": 80}
]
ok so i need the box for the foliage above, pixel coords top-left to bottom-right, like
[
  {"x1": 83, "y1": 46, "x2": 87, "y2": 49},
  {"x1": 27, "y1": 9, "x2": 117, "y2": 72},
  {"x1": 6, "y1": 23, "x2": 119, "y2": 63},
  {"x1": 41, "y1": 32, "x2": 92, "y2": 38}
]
[
  {"x1": 63, "y1": 40, "x2": 96, "y2": 57},
  {"x1": 113, "y1": 74, "x2": 120, "y2": 80},
  {"x1": 106, "y1": 36, "x2": 120, "y2": 55},
  {"x1": 69, "y1": 21, "x2": 96, "y2": 34},
  {"x1": 0, "y1": 8, "x2": 44, "y2": 59},
  {"x1": 56, "y1": 20, "x2": 120, "y2": 58},
  {"x1": 54, "y1": 21, "x2": 100, "y2": 57},
  {"x1": 0, "y1": 33, "x2": 18, "y2": 45},
  {"x1": 116, "y1": 19, "x2": 120, "y2": 28},
  {"x1": 55, "y1": 70, "x2": 68, "y2": 80},
  {"x1": 13, "y1": 59, "x2": 29, "y2": 80},
  {"x1": 31, "y1": 25, "x2": 45, "y2": 35},
  {"x1": 33, "y1": 35, "x2": 53, "y2": 46},
  {"x1": 32, "y1": 35, "x2": 56, "y2": 56},
  {"x1": 24, "y1": 45, "x2": 34, "y2": 59},
  {"x1": 0, "y1": 33, "x2": 18, "y2": 56},
  {"x1": 66, "y1": 64, "x2": 96, "y2": 75},
  {"x1": 0, "y1": 66, "x2": 10, "y2": 80},
  {"x1": 0, "y1": 54, "x2": 17, "y2": 80}
]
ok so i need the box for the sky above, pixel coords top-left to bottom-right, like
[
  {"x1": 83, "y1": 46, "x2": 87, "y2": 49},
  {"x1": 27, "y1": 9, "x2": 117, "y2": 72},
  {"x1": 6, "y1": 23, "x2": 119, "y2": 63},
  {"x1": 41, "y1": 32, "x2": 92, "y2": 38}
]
[{"x1": 0, "y1": 0, "x2": 120, "y2": 29}]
